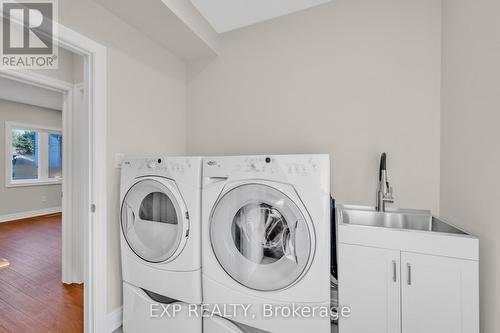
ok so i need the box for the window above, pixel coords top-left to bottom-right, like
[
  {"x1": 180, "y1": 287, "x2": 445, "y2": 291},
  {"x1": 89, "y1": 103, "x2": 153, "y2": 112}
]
[
  {"x1": 48, "y1": 133, "x2": 63, "y2": 179},
  {"x1": 6, "y1": 122, "x2": 62, "y2": 186}
]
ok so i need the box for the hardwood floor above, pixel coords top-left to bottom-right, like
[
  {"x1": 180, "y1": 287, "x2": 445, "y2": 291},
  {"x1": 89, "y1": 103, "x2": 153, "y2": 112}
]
[{"x1": 0, "y1": 214, "x2": 83, "y2": 332}]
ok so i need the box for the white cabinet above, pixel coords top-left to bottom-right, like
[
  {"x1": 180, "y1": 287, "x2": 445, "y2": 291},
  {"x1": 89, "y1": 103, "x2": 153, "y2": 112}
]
[
  {"x1": 338, "y1": 244, "x2": 401, "y2": 333},
  {"x1": 338, "y1": 244, "x2": 479, "y2": 333},
  {"x1": 401, "y1": 252, "x2": 479, "y2": 333}
]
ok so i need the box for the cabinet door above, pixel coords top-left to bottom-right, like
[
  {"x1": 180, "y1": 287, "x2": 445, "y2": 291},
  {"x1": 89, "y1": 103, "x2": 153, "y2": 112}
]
[
  {"x1": 338, "y1": 244, "x2": 401, "y2": 333},
  {"x1": 401, "y1": 252, "x2": 479, "y2": 333}
]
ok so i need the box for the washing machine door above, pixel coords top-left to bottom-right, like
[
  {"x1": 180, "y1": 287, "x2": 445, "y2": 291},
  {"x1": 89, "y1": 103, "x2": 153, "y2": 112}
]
[
  {"x1": 121, "y1": 177, "x2": 189, "y2": 263},
  {"x1": 210, "y1": 182, "x2": 313, "y2": 291}
]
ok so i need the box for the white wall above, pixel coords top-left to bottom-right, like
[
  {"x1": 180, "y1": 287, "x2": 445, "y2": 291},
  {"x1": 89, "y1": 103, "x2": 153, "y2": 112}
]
[
  {"x1": 441, "y1": 0, "x2": 500, "y2": 332},
  {"x1": 0, "y1": 77, "x2": 63, "y2": 111},
  {"x1": 57, "y1": 0, "x2": 187, "y2": 312},
  {"x1": 28, "y1": 47, "x2": 83, "y2": 84},
  {"x1": 0, "y1": 99, "x2": 62, "y2": 216},
  {"x1": 187, "y1": 0, "x2": 442, "y2": 212}
]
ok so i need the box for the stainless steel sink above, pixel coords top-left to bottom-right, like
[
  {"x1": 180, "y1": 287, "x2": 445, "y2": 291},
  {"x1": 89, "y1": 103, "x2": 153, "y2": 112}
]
[{"x1": 338, "y1": 205, "x2": 467, "y2": 235}]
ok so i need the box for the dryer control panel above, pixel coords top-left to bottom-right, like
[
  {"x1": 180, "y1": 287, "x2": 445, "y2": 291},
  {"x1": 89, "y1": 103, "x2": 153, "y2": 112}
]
[
  {"x1": 139, "y1": 157, "x2": 193, "y2": 175},
  {"x1": 122, "y1": 157, "x2": 201, "y2": 188}
]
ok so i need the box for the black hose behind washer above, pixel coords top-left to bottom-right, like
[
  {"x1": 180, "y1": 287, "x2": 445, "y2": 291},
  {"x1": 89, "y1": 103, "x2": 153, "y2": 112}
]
[{"x1": 330, "y1": 196, "x2": 337, "y2": 280}]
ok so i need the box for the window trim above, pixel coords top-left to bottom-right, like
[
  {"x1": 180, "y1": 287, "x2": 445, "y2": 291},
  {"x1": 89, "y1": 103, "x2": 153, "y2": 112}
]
[{"x1": 5, "y1": 121, "x2": 62, "y2": 187}]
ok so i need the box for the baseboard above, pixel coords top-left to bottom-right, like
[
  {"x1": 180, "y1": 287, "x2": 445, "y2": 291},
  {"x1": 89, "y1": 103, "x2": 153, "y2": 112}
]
[
  {"x1": 107, "y1": 306, "x2": 123, "y2": 332},
  {"x1": 0, "y1": 206, "x2": 62, "y2": 223}
]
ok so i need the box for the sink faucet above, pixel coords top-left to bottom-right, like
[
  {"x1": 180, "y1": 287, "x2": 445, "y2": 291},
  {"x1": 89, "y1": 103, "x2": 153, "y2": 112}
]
[{"x1": 376, "y1": 152, "x2": 394, "y2": 212}]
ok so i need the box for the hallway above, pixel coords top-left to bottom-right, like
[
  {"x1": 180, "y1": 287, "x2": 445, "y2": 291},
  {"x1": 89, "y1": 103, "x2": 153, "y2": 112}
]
[{"x1": 0, "y1": 214, "x2": 83, "y2": 332}]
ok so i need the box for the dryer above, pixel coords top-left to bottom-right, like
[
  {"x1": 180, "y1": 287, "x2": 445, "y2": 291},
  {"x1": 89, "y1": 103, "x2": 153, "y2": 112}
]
[
  {"x1": 202, "y1": 155, "x2": 331, "y2": 333},
  {"x1": 120, "y1": 156, "x2": 202, "y2": 332}
]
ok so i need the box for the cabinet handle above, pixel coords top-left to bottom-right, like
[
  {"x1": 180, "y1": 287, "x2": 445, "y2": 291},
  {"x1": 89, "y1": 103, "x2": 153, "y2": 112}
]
[
  {"x1": 407, "y1": 263, "x2": 412, "y2": 285},
  {"x1": 392, "y1": 260, "x2": 397, "y2": 282}
]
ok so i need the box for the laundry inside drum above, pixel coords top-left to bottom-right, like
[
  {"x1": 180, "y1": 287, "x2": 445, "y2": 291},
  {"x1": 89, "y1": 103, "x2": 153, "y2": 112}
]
[{"x1": 231, "y1": 203, "x2": 290, "y2": 265}]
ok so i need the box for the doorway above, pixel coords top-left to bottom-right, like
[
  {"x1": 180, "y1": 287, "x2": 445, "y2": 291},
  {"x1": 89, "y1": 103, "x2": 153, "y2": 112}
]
[
  {"x1": 0, "y1": 21, "x2": 107, "y2": 333},
  {"x1": 0, "y1": 47, "x2": 84, "y2": 331}
]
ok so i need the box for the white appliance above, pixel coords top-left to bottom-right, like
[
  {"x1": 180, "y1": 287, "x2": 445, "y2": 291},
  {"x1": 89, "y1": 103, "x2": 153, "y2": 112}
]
[
  {"x1": 204, "y1": 316, "x2": 269, "y2": 333},
  {"x1": 120, "y1": 156, "x2": 202, "y2": 332},
  {"x1": 204, "y1": 316, "x2": 338, "y2": 333},
  {"x1": 202, "y1": 155, "x2": 331, "y2": 333},
  {"x1": 123, "y1": 282, "x2": 201, "y2": 332}
]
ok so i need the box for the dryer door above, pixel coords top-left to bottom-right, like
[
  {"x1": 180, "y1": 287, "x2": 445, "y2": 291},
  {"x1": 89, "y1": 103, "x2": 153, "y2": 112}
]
[
  {"x1": 121, "y1": 177, "x2": 189, "y2": 263},
  {"x1": 210, "y1": 183, "x2": 313, "y2": 291}
]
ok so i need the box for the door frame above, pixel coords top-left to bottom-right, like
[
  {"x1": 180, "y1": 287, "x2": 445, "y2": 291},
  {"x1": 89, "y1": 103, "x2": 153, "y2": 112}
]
[{"x1": 0, "y1": 23, "x2": 107, "y2": 333}]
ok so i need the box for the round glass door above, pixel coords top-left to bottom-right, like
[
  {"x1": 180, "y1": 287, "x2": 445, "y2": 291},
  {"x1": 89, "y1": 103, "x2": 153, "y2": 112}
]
[
  {"x1": 210, "y1": 183, "x2": 312, "y2": 291},
  {"x1": 121, "y1": 178, "x2": 185, "y2": 263}
]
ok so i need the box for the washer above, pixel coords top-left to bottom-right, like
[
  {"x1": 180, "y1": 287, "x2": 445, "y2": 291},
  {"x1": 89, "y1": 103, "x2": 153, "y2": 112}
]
[
  {"x1": 202, "y1": 155, "x2": 331, "y2": 333},
  {"x1": 120, "y1": 156, "x2": 202, "y2": 332}
]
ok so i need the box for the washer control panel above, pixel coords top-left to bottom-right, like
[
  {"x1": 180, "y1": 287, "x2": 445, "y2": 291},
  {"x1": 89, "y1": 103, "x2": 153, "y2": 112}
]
[
  {"x1": 217, "y1": 156, "x2": 319, "y2": 176},
  {"x1": 243, "y1": 156, "x2": 274, "y2": 173},
  {"x1": 203, "y1": 155, "x2": 328, "y2": 192},
  {"x1": 285, "y1": 157, "x2": 318, "y2": 176},
  {"x1": 146, "y1": 158, "x2": 160, "y2": 170}
]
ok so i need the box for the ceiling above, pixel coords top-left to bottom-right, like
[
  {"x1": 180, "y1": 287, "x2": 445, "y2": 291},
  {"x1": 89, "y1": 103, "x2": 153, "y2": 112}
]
[
  {"x1": 94, "y1": 0, "x2": 219, "y2": 59},
  {"x1": 0, "y1": 77, "x2": 63, "y2": 111},
  {"x1": 93, "y1": 0, "x2": 332, "y2": 59},
  {"x1": 190, "y1": 0, "x2": 331, "y2": 33}
]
